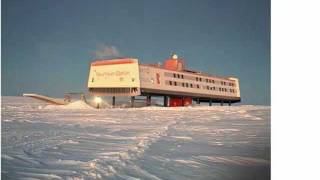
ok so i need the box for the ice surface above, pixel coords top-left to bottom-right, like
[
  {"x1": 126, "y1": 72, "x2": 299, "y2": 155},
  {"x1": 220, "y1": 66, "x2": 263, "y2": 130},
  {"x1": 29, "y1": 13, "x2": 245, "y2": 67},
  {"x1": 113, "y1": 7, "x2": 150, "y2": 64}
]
[{"x1": 1, "y1": 96, "x2": 270, "y2": 180}]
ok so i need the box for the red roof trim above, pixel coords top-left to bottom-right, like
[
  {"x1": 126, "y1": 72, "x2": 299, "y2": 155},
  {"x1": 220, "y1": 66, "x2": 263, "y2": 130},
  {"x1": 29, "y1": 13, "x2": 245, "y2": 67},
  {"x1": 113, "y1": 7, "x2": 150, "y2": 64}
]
[{"x1": 91, "y1": 59, "x2": 135, "y2": 66}]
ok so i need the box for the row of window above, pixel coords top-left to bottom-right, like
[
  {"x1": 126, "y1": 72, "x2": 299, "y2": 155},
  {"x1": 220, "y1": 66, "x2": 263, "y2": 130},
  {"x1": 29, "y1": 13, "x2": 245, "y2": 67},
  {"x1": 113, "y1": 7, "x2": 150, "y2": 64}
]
[
  {"x1": 220, "y1": 81, "x2": 234, "y2": 86},
  {"x1": 198, "y1": 77, "x2": 234, "y2": 87},
  {"x1": 171, "y1": 73, "x2": 234, "y2": 87},
  {"x1": 182, "y1": 82, "x2": 194, "y2": 88},
  {"x1": 168, "y1": 81, "x2": 236, "y2": 93},
  {"x1": 219, "y1": 87, "x2": 236, "y2": 93},
  {"x1": 205, "y1": 86, "x2": 235, "y2": 93},
  {"x1": 173, "y1": 73, "x2": 184, "y2": 79}
]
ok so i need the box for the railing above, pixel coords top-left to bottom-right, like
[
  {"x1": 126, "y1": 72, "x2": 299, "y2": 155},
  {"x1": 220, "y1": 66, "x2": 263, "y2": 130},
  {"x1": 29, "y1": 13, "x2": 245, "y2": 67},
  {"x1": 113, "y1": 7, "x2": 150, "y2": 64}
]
[{"x1": 88, "y1": 87, "x2": 140, "y2": 96}]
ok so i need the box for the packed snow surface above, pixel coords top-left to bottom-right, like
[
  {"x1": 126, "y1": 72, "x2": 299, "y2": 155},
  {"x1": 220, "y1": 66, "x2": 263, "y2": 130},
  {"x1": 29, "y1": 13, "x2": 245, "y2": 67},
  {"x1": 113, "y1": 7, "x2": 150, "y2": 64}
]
[{"x1": 1, "y1": 96, "x2": 270, "y2": 180}]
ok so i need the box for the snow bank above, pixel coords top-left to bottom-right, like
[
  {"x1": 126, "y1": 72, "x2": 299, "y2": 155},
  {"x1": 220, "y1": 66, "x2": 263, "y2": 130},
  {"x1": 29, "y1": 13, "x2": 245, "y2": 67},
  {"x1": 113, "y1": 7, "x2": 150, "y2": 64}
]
[{"x1": 44, "y1": 100, "x2": 95, "y2": 110}]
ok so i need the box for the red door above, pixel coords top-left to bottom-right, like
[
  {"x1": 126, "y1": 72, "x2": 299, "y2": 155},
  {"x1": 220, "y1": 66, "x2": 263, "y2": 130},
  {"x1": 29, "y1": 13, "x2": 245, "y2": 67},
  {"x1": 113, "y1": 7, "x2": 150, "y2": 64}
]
[{"x1": 169, "y1": 97, "x2": 192, "y2": 107}]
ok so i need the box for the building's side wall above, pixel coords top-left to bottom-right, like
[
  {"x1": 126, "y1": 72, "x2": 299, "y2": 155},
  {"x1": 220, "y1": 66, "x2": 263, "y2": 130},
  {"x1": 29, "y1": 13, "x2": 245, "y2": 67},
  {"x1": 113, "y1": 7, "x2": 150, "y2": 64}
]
[
  {"x1": 88, "y1": 59, "x2": 141, "y2": 96},
  {"x1": 228, "y1": 77, "x2": 241, "y2": 98},
  {"x1": 139, "y1": 65, "x2": 240, "y2": 100},
  {"x1": 88, "y1": 59, "x2": 140, "y2": 88}
]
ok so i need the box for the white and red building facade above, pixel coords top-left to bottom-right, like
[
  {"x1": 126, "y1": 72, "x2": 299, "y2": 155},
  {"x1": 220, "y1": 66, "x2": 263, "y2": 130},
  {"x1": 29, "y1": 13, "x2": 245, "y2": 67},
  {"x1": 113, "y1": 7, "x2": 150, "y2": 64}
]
[{"x1": 88, "y1": 54, "x2": 241, "y2": 107}]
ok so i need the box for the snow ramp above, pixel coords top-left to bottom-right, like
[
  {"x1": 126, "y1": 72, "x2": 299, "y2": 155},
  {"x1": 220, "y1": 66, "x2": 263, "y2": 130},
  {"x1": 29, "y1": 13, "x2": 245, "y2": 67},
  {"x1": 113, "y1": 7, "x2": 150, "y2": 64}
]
[{"x1": 23, "y1": 93, "x2": 69, "y2": 105}]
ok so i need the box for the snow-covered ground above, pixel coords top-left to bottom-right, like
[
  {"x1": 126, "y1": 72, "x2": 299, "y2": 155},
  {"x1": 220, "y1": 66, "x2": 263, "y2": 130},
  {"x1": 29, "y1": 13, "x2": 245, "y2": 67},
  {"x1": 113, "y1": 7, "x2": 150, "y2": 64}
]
[{"x1": 1, "y1": 96, "x2": 270, "y2": 180}]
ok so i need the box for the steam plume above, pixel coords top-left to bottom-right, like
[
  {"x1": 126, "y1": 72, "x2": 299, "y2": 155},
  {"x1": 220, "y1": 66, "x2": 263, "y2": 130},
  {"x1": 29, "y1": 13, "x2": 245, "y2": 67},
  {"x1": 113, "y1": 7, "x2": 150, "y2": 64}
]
[{"x1": 93, "y1": 45, "x2": 123, "y2": 58}]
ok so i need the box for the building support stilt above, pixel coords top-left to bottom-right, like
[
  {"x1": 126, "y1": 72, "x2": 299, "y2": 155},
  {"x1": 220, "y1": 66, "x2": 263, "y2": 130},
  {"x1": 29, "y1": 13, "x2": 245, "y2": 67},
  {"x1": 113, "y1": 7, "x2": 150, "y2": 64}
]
[
  {"x1": 131, "y1": 96, "x2": 135, "y2": 107},
  {"x1": 146, "y1": 95, "x2": 151, "y2": 106},
  {"x1": 164, "y1": 96, "x2": 168, "y2": 107},
  {"x1": 197, "y1": 98, "x2": 200, "y2": 104},
  {"x1": 209, "y1": 99, "x2": 212, "y2": 106},
  {"x1": 181, "y1": 97, "x2": 184, "y2": 107},
  {"x1": 112, "y1": 96, "x2": 115, "y2": 107},
  {"x1": 228, "y1": 101, "x2": 231, "y2": 106},
  {"x1": 220, "y1": 101, "x2": 224, "y2": 106}
]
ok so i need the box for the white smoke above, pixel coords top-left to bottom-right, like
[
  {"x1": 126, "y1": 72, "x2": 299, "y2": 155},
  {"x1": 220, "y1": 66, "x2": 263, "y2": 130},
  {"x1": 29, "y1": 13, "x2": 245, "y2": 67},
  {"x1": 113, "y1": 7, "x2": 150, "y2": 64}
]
[{"x1": 93, "y1": 45, "x2": 123, "y2": 58}]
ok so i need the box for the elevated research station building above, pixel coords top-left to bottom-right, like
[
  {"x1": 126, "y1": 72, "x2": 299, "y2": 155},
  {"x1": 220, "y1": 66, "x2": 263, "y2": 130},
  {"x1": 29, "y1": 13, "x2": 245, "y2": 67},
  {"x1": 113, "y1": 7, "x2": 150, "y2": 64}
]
[{"x1": 87, "y1": 54, "x2": 241, "y2": 107}]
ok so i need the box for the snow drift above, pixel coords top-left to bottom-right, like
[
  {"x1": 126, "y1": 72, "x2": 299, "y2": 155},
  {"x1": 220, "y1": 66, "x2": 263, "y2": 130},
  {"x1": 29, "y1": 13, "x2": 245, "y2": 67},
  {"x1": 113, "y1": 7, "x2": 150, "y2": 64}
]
[{"x1": 44, "y1": 100, "x2": 95, "y2": 110}]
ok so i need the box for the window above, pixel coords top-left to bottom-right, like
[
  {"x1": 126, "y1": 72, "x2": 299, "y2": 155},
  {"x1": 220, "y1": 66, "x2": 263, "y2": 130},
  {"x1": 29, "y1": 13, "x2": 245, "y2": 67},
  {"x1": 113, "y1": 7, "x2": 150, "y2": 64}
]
[
  {"x1": 213, "y1": 80, "x2": 215, "y2": 83},
  {"x1": 174, "y1": 81, "x2": 177, "y2": 86},
  {"x1": 181, "y1": 75, "x2": 184, "y2": 79},
  {"x1": 219, "y1": 87, "x2": 221, "y2": 91},
  {"x1": 186, "y1": 83, "x2": 189, "y2": 87},
  {"x1": 196, "y1": 77, "x2": 198, "y2": 81},
  {"x1": 206, "y1": 79, "x2": 208, "y2": 83},
  {"x1": 207, "y1": 86, "x2": 209, "y2": 90},
  {"x1": 190, "y1": 84, "x2": 193, "y2": 88},
  {"x1": 173, "y1": 73, "x2": 176, "y2": 78},
  {"x1": 197, "y1": 84, "x2": 200, "y2": 89},
  {"x1": 169, "y1": 81, "x2": 172, "y2": 85},
  {"x1": 213, "y1": 87, "x2": 215, "y2": 90},
  {"x1": 182, "y1": 82, "x2": 185, "y2": 87},
  {"x1": 221, "y1": 81, "x2": 224, "y2": 85},
  {"x1": 199, "y1": 78, "x2": 202, "y2": 82},
  {"x1": 177, "y1": 74, "x2": 180, "y2": 78}
]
